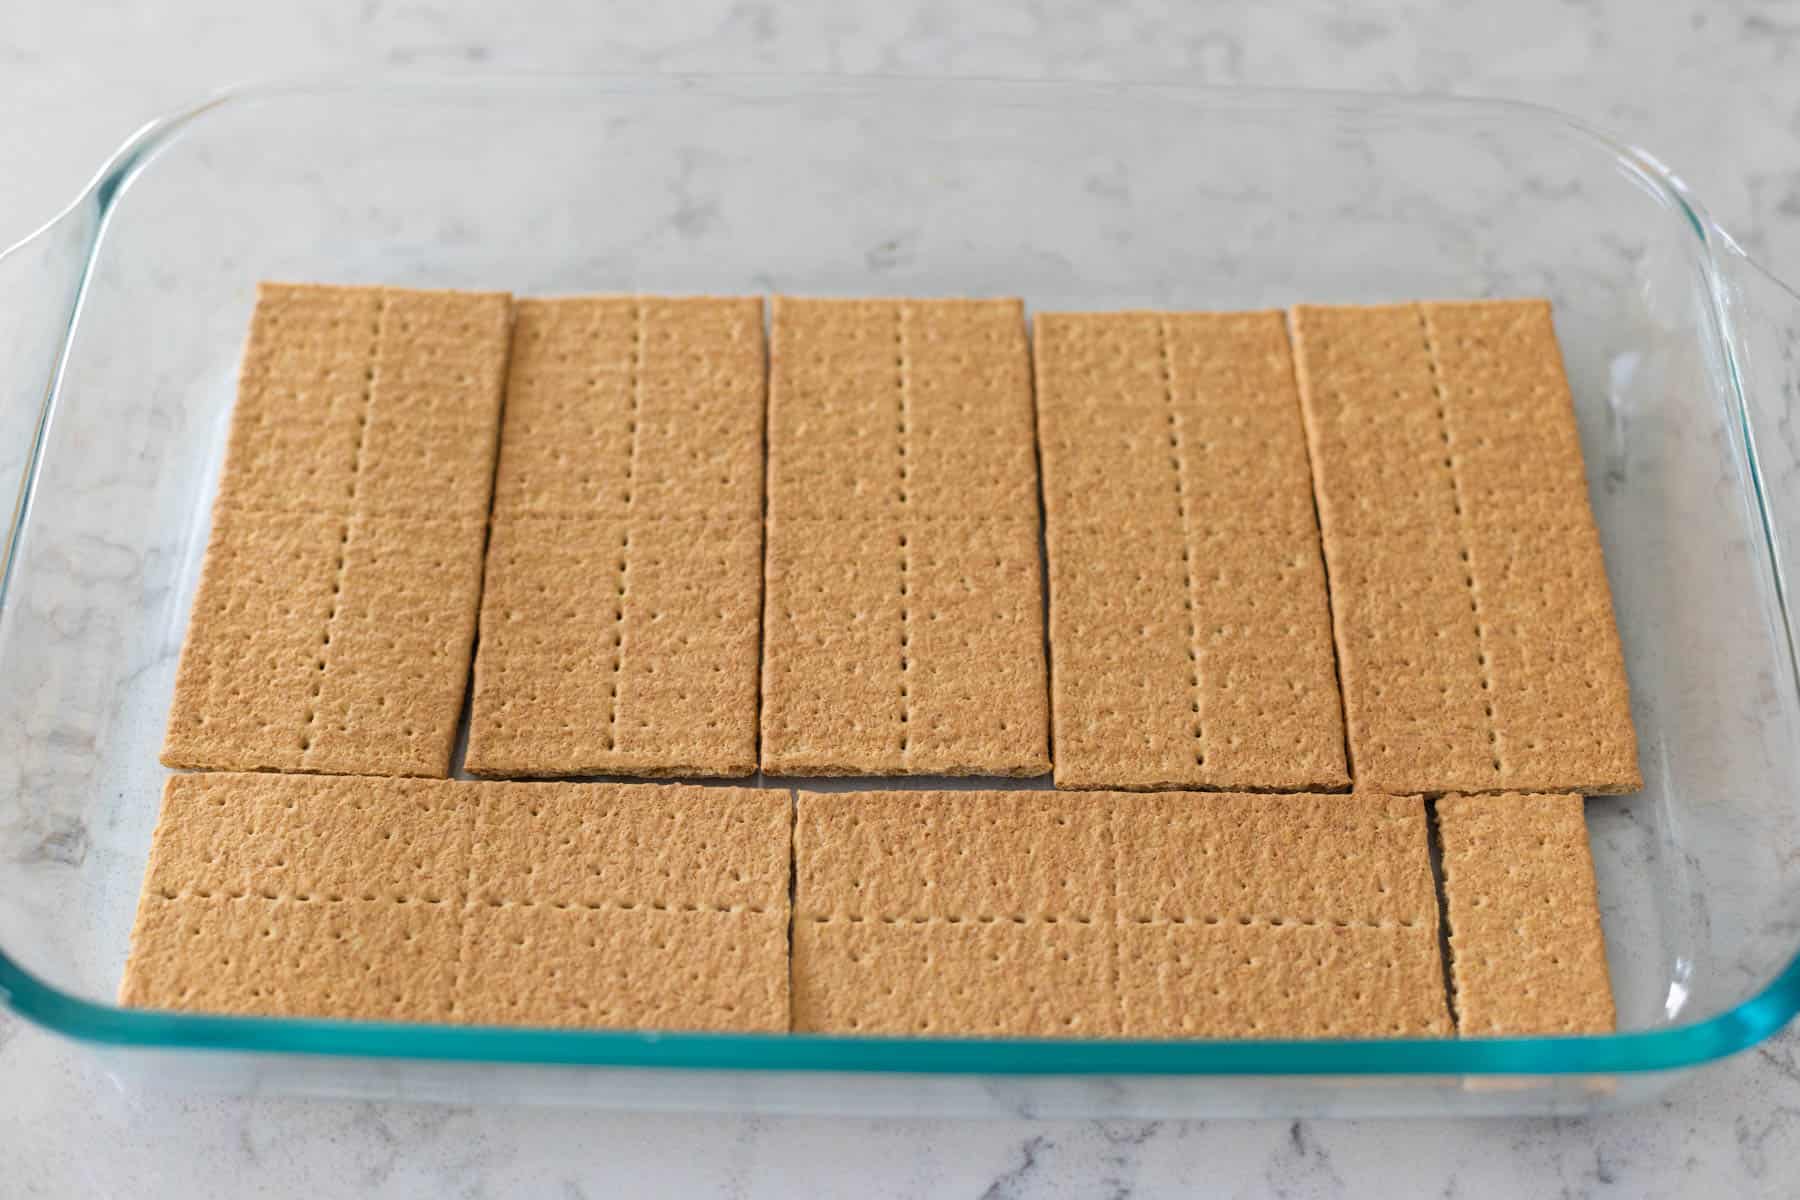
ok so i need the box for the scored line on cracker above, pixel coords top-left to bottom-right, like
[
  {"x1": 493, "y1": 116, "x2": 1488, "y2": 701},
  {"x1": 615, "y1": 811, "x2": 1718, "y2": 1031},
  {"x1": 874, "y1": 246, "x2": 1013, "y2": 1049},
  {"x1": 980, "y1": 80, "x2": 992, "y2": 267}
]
[
  {"x1": 605, "y1": 300, "x2": 646, "y2": 755},
  {"x1": 1158, "y1": 317, "x2": 1210, "y2": 770},
  {"x1": 1419, "y1": 311, "x2": 1502, "y2": 776},
  {"x1": 298, "y1": 292, "x2": 387, "y2": 756},
  {"x1": 897, "y1": 304, "x2": 914, "y2": 755}
]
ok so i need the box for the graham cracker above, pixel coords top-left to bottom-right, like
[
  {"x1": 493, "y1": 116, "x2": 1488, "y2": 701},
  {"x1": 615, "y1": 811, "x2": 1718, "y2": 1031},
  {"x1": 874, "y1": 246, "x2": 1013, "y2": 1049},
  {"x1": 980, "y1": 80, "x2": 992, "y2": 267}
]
[
  {"x1": 454, "y1": 778, "x2": 788, "y2": 1031},
  {"x1": 121, "y1": 773, "x2": 790, "y2": 1032},
  {"x1": 162, "y1": 283, "x2": 510, "y2": 777},
  {"x1": 467, "y1": 514, "x2": 762, "y2": 777},
  {"x1": 136, "y1": 771, "x2": 472, "y2": 904},
  {"x1": 1290, "y1": 300, "x2": 1639, "y2": 794},
  {"x1": 1034, "y1": 310, "x2": 1347, "y2": 792},
  {"x1": 1116, "y1": 924, "x2": 1449, "y2": 1040},
  {"x1": 119, "y1": 890, "x2": 462, "y2": 1023},
  {"x1": 459, "y1": 905, "x2": 786, "y2": 1031},
  {"x1": 1436, "y1": 792, "x2": 1616, "y2": 1035},
  {"x1": 465, "y1": 297, "x2": 764, "y2": 777},
  {"x1": 488, "y1": 297, "x2": 764, "y2": 521},
  {"x1": 796, "y1": 918, "x2": 1116, "y2": 1037},
  {"x1": 463, "y1": 779, "x2": 790, "y2": 913},
  {"x1": 1113, "y1": 791, "x2": 1448, "y2": 1039},
  {"x1": 761, "y1": 297, "x2": 1049, "y2": 777},
  {"x1": 792, "y1": 790, "x2": 1449, "y2": 1039}
]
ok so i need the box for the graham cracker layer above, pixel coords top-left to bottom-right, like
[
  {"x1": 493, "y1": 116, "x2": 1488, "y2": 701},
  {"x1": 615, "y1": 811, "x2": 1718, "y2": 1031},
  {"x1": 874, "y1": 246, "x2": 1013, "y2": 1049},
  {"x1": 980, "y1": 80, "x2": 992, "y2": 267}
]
[
  {"x1": 761, "y1": 297, "x2": 1049, "y2": 777},
  {"x1": 1035, "y1": 310, "x2": 1347, "y2": 792},
  {"x1": 121, "y1": 773, "x2": 790, "y2": 1033},
  {"x1": 465, "y1": 296, "x2": 764, "y2": 778},
  {"x1": 1290, "y1": 300, "x2": 1639, "y2": 794},
  {"x1": 1437, "y1": 792, "x2": 1616, "y2": 1035},
  {"x1": 162, "y1": 283, "x2": 510, "y2": 777},
  {"x1": 791, "y1": 789, "x2": 1449, "y2": 1038}
]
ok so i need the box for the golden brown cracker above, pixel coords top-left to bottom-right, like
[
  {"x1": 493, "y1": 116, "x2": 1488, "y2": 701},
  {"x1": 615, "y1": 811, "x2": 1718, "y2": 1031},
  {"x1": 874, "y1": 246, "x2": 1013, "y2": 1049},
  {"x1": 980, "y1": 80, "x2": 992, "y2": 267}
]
[
  {"x1": 163, "y1": 283, "x2": 509, "y2": 777},
  {"x1": 466, "y1": 296, "x2": 765, "y2": 777},
  {"x1": 793, "y1": 918, "x2": 1117, "y2": 1037},
  {"x1": 1117, "y1": 922, "x2": 1451, "y2": 1039},
  {"x1": 463, "y1": 780, "x2": 789, "y2": 912},
  {"x1": 1109, "y1": 791, "x2": 1436, "y2": 926},
  {"x1": 795, "y1": 790, "x2": 1113, "y2": 919},
  {"x1": 760, "y1": 517, "x2": 908, "y2": 773},
  {"x1": 1290, "y1": 300, "x2": 1639, "y2": 794},
  {"x1": 1436, "y1": 792, "x2": 1616, "y2": 1035},
  {"x1": 466, "y1": 515, "x2": 761, "y2": 777},
  {"x1": 298, "y1": 515, "x2": 491, "y2": 777},
  {"x1": 214, "y1": 283, "x2": 384, "y2": 515},
  {"x1": 121, "y1": 774, "x2": 791, "y2": 1033},
  {"x1": 1111, "y1": 790, "x2": 1447, "y2": 1038},
  {"x1": 141, "y1": 772, "x2": 472, "y2": 904},
  {"x1": 791, "y1": 789, "x2": 1449, "y2": 1039},
  {"x1": 1034, "y1": 310, "x2": 1347, "y2": 792},
  {"x1": 459, "y1": 904, "x2": 787, "y2": 1031},
  {"x1": 455, "y1": 779, "x2": 788, "y2": 1031},
  {"x1": 119, "y1": 892, "x2": 462, "y2": 1023},
  {"x1": 489, "y1": 296, "x2": 764, "y2": 521},
  {"x1": 791, "y1": 790, "x2": 1110, "y2": 1036},
  {"x1": 761, "y1": 297, "x2": 1049, "y2": 776},
  {"x1": 159, "y1": 509, "x2": 348, "y2": 771}
]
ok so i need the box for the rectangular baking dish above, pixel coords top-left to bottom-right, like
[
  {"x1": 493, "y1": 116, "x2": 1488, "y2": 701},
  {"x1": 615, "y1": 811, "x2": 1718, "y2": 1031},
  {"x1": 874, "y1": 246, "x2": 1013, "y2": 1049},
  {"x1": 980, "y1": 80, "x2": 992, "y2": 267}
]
[{"x1": 3, "y1": 75, "x2": 1799, "y2": 1118}]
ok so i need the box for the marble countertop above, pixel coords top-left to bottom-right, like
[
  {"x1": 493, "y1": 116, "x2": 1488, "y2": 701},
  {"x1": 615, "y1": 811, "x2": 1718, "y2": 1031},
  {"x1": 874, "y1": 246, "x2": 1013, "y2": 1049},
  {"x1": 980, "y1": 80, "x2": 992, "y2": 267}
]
[{"x1": 6, "y1": 0, "x2": 1800, "y2": 1195}]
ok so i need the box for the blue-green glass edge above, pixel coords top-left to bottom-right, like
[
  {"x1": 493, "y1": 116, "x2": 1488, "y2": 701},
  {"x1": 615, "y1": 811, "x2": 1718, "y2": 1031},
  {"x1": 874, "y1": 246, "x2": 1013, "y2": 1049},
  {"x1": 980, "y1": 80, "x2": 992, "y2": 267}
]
[{"x1": 0, "y1": 75, "x2": 1796, "y2": 1078}]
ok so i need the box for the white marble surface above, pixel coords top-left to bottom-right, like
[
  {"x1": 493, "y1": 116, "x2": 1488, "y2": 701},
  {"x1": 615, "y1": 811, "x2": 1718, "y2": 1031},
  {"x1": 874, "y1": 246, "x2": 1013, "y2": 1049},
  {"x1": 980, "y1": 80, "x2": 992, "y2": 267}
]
[{"x1": 5, "y1": 0, "x2": 1800, "y2": 1195}]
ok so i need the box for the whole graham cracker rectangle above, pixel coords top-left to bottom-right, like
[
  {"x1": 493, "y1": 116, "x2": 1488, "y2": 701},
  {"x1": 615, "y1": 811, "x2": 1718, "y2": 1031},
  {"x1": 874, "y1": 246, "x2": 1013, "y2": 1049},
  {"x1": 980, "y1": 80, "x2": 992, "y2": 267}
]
[
  {"x1": 1290, "y1": 300, "x2": 1640, "y2": 794},
  {"x1": 792, "y1": 790, "x2": 1449, "y2": 1039},
  {"x1": 1033, "y1": 310, "x2": 1347, "y2": 792},
  {"x1": 760, "y1": 297, "x2": 1049, "y2": 776},
  {"x1": 466, "y1": 296, "x2": 765, "y2": 778},
  {"x1": 162, "y1": 283, "x2": 510, "y2": 777},
  {"x1": 121, "y1": 774, "x2": 790, "y2": 1032},
  {"x1": 1436, "y1": 792, "x2": 1616, "y2": 1035}
]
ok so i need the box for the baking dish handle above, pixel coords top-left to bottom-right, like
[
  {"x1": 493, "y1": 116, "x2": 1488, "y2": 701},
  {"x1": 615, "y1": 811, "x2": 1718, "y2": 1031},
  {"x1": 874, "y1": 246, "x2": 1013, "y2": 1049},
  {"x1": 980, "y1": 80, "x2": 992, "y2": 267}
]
[
  {"x1": 0, "y1": 195, "x2": 104, "y2": 561},
  {"x1": 1716, "y1": 238, "x2": 1800, "y2": 662}
]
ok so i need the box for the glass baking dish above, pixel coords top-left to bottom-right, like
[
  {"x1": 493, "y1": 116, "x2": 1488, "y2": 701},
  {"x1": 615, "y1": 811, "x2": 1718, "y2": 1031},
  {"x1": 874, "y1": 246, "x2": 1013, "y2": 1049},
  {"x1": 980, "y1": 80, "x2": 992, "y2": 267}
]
[{"x1": 2, "y1": 75, "x2": 1799, "y2": 1119}]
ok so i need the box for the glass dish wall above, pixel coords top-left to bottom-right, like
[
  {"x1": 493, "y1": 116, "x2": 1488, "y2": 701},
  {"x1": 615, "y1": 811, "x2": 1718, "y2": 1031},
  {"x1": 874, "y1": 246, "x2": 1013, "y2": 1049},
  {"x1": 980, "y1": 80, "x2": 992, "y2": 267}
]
[{"x1": 2, "y1": 77, "x2": 1799, "y2": 1116}]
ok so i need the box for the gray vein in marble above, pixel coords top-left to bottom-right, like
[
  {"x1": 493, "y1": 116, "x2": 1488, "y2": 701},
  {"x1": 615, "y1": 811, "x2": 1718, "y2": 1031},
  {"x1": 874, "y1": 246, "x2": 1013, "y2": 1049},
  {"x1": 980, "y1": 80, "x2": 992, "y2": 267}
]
[
  {"x1": 670, "y1": 147, "x2": 725, "y2": 239},
  {"x1": 979, "y1": 1135, "x2": 1050, "y2": 1200},
  {"x1": 12, "y1": 813, "x2": 90, "y2": 867}
]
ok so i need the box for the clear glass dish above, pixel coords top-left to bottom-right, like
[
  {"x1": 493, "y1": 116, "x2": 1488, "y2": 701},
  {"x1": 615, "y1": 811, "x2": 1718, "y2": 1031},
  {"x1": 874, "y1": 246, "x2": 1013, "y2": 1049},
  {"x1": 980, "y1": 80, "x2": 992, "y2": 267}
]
[{"x1": 2, "y1": 75, "x2": 1799, "y2": 1118}]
